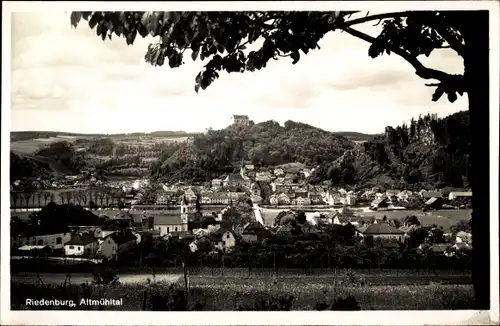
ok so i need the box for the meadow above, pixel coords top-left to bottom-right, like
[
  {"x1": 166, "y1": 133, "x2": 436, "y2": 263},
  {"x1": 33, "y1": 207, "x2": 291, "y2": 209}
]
[
  {"x1": 10, "y1": 136, "x2": 81, "y2": 154},
  {"x1": 10, "y1": 278, "x2": 474, "y2": 310},
  {"x1": 261, "y1": 208, "x2": 472, "y2": 231}
]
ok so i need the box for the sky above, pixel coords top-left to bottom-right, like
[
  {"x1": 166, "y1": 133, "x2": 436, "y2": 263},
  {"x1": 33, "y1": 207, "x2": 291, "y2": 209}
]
[{"x1": 10, "y1": 11, "x2": 467, "y2": 134}]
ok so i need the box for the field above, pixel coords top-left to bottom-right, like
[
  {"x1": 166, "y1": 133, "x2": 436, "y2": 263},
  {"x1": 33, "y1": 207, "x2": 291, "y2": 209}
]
[
  {"x1": 10, "y1": 132, "x2": 191, "y2": 155},
  {"x1": 10, "y1": 276, "x2": 474, "y2": 310},
  {"x1": 11, "y1": 136, "x2": 81, "y2": 154},
  {"x1": 113, "y1": 136, "x2": 190, "y2": 147},
  {"x1": 261, "y1": 208, "x2": 472, "y2": 231}
]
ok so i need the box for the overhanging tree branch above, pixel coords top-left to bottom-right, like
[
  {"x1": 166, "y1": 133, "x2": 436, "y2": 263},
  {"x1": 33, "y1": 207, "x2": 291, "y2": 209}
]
[
  {"x1": 342, "y1": 26, "x2": 466, "y2": 93},
  {"x1": 341, "y1": 11, "x2": 415, "y2": 28}
]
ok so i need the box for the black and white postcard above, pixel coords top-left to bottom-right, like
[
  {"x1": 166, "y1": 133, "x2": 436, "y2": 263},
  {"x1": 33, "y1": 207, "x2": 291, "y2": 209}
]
[{"x1": 1, "y1": 1, "x2": 499, "y2": 325}]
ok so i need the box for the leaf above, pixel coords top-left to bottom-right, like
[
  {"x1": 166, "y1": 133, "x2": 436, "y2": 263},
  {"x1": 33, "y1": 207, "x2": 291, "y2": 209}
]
[
  {"x1": 138, "y1": 24, "x2": 149, "y2": 38},
  {"x1": 290, "y1": 51, "x2": 300, "y2": 64},
  {"x1": 432, "y1": 86, "x2": 445, "y2": 102},
  {"x1": 70, "y1": 12, "x2": 82, "y2": 28},
  {"x1": 447, "y1": 92, "x2": 458, "y2": 103},
  {"x1": 141, "y1": 12, "x2": 152, "y2": 26},
  {"x1": 191, "y1": 49, "x2": 199, "y2": 61},
  {"x1": 194, "y1": 83, "x2": 200, "y2": 93},
  {"x1": 126, "y1": 30, "x2": 137, "y2": 45},
  {"x1": 81, "y1": 12, "x2": 92, "y2": 20},
  {"x1": 101, "y1": 25, "x2": 108, "y2": 41},
  {"x1": 88, "y1": 13, "x2": 101, "y2": 29},
  {"x1": 167, "y1": 12, "x2": 181, "y2": 24}
]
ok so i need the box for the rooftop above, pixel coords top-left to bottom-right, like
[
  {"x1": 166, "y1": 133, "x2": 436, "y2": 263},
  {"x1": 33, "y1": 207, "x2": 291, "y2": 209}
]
[
  {"x1": 357, "y1": 223, "x2": 405, "y2": 235},
  {"x1": 65, "y1": 233, "x2": 96, "y2": 246}
]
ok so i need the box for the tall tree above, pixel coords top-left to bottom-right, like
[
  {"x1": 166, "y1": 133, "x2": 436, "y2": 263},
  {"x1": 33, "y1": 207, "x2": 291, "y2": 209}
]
[{"x1": 71, "y1": 10, "x2": 490, "y2": 308}]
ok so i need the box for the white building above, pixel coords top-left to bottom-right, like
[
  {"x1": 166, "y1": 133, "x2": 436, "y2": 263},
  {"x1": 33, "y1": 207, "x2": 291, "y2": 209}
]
[
  {"x1": 213, "y1": 230, "x2": 238, "y2": 253},
  {"x1": 448, "y1": 191, "x2": 473, "y2": 201},
  {"x1": 14, "y1": 232, "x2": 72, "y2": 250},
  {"x1": 64, "y1": 233, "x2": 99, "y2": 256},
  {"x1": 154, "y1": 215, "x2": 188, "y2": 237}
]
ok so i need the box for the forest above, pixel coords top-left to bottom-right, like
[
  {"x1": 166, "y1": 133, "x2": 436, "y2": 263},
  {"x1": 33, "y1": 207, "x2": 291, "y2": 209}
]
[
  {"x1": 150, "y1": 120, "x2": 354, "y2": 182},
  {"x1": 309, "y1": 111, "x2": 470, "y2": 189},
  {"x1": 150, "y1": 111, "x2": 470, "y2": 190}
]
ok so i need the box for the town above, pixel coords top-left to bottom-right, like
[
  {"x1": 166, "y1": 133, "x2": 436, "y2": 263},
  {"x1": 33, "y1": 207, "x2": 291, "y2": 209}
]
[
  {"x1": 8, "y1": 8, "x2": 488, "y2": 313},
  {"x1": 11, "y1": 143, "x2": 473, "y2": 266}
]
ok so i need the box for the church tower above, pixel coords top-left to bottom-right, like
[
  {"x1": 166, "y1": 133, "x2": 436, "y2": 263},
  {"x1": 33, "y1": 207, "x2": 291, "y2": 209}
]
[{"x1": 180, "y1": 196, "x2": 189, "y2": 226}]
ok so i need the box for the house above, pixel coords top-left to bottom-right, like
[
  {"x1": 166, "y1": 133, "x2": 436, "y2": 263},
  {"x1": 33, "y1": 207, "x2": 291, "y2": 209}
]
[
  {"x1": 456, "y1": 231, "x2": 472, "y2": 244},
  {"x1": 309, "y1": 193, "x2": 323, "y2": 204},
  {"x1": 361, "y1": 191, "x2": 376, "y2": 201},
  {"x1": 94, "y1": 227, "x2": 119, "y2": 242},
  {"x1": 228, "y1": 191, "x2": 246, "y2": 201},
  {"x1": 232, "y1": 114, "x2": 250, "y2": 126},
  {"x1": 211, "y1": 230, "x2": 239, "y2": 253},
  {"x1": 448, "y1": 191, "x2": 473, "y2": 201},
  {"x1": 278, "y1": 193, "x2": 291, "y2": 205},
  {"x1": 200, "y1": 191, "x2": 213, "y2": 204},
  {"x1": 250, "y1": 195, "x2": 263, "y2": 205},
  {"x1": 421, "y1": 191, "x2": 443, "y2": 200},
  {"x1": 418, "y1": 243, "x2": 454, "y2": 256},
  {"x1": 64, "y1": 233, "x2": 99, "y2": 256},
  {"x1": 294, "y1": 188, "x2": 308, "y2": 199},
  {"x1": 241, "y1": 222, "x2": 270, "y2": 242},
  {"x1": 244, "y1": 164, "x2": 255, "y2": 171},
  {"x1": 300, "y1": 169, "x2": 312, "y2": 178},
  {"x1": 255, "y1": 171, "x2": 272, "y2": 182},
  {"x1": 14, "y1": 232, "x2": 72, "y2": 251},
  {"x1": 294, "y1": 196, "x2": 311, "y2": 206},
  {"x1": 211, "y1": 178, "x2": 223, "y2": 189},
  {"x1": 397, "y1": 190, "x2": 413, "y2": 202},
  {"x1": 184, "y1": 188, "x2": 198, "y2": 202},
  {"x1": 223, "y1": 173, "x2": 249, "y2": 189},
  {"x1": 333, "y1": 215, "x2": 350, "y2": 226},
  {"x1": 17, "y1": 245, "x2": 52, "y2": 255},
  {"x1": 100, "y1": 230, "x2": 137, "y2": 260},
  {"x1": 342, "y1": 195, "x2": 357, "y2": 206},
  {"x1": 424, "y1": 197, "x2": 443, "y2": 209},
  {"x1": 356, "y1": 223, "x2": 405, "y2": 242},
  {"x1": 155, "y1": 193, "x2": 168, "y2": 205},
  {"x1": 274, "y1": 168, "x2": 285, "y2": 176},
  {"x1": 153, "y1": 214, "x2": 189, "y2": 237},
  {"x1": 370, "y1": 198, "x2": 389, "y2": 210},
  {"x1": 385, "y1": 190, "x2": 399, "y2": 198},
  {"x1": 210, "y1": 193, "x2": 230, "y2": 205},
  {"x1": 269, "y1": 195, "x2": 279, "y2": 205}
]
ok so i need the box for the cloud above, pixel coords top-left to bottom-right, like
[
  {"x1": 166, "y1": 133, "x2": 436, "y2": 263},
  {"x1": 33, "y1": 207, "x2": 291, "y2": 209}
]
[{"x1": 9, "y1": 11, "x2": 467, "y2": 134}]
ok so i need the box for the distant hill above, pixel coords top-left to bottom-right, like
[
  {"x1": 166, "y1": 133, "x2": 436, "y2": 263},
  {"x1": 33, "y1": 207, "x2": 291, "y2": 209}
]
[
  {"x1": 11, "y1": 130, "x2": 194, "y2": 142},
  {"x1": 10, "y1": 141, "x2": 85, "y2": 181},
  {"x1": 332, "y1": 131, "x2": 381, "y2": 142}
]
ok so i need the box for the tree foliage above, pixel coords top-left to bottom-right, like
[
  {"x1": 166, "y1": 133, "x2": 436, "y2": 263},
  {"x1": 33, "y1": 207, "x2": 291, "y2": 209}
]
[
  {"x1": 310, "y1": 111, "x2": 471, "y2": 189},
  {"x1": 71, "y1": 11, "x2": 469, "y2": 102},
  {"x1": 151, "y1": 120, "x2": 352, "y2": 183}
]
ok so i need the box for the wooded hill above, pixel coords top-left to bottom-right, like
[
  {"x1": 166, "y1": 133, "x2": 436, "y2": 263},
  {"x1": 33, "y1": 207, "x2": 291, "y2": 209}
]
[
  {"x1": 150, "y1": 120, "x2": 355, "y2": 182},
  {"x1": 309, "y1": 110, "x2": 470, "y2": 190},
  {"x1": 151, "y1": 111, "x2": 470, "y2": 190}
]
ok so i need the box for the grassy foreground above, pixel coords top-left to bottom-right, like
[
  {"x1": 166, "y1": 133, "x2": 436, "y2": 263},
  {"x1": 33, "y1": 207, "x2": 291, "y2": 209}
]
[{"x1": 11, "y1": 277, "x2": 474, "y2": 310}]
